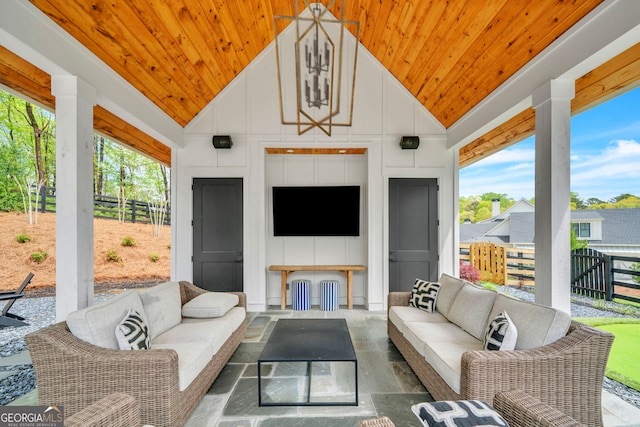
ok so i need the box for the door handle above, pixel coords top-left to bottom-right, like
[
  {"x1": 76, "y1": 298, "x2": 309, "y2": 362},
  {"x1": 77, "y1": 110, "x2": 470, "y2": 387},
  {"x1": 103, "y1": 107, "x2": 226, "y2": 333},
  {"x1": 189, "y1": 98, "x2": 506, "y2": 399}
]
[
  {"x1": 389, "y1": 250, "x2": 396, "y2": 262},
  {"x1": 236, "y1": 252, "x2": 243, "y2": 262}
]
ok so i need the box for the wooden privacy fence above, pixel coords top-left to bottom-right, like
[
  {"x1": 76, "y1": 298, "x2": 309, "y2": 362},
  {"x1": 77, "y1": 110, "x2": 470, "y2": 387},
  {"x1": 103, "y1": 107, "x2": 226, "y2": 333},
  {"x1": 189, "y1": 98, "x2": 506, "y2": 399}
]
[
  {"x1": 460, "y1": 243, "x2": 535, "y2": 286},
  {"x1": 33, "y1": 185, "x2": 170, "y2": 225},
  {"x1": 461, "y1": 243, "x2": 640, "y2": 303}
]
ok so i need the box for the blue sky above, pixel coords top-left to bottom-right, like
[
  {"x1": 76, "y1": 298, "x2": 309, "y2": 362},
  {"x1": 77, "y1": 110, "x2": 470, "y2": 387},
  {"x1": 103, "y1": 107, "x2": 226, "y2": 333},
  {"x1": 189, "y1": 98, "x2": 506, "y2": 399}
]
[{"x1": 459, "y1": 86, "x2": 640, "y2": 202}]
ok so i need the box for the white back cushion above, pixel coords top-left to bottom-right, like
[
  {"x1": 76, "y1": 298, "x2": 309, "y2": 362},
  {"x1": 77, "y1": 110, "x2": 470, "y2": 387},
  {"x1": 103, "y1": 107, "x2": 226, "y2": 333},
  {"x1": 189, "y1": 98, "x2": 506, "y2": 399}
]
[
  {"x1": 446, "y1": 284, "x2": 497, "y2": 340},
  {"x1": 435, "y1": 274, "x2": 465, "y2": 317},
  {"x1": 139, "y1": 281, "x2": 182, "y2": 340},
  {"x1": 487, "y1": 293, "x2": 571, "y2": 349},
  {"x1": 67, "y1": 290, "x2": 146, "y2": 349}
]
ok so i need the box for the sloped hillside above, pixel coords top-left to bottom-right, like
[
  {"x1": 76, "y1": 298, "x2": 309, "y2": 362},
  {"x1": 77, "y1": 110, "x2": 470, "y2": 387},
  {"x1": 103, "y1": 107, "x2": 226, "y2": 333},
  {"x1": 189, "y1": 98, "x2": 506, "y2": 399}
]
[{"x1": 0, "y1": 211, "x2": 170, "y2": 291}]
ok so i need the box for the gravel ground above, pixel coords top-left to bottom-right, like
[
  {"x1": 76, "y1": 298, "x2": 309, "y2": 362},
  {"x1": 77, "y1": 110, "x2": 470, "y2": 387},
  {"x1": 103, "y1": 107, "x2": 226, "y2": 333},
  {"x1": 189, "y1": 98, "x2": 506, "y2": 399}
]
[{"x1": 1, "y1": 285, "x2": 640, "y2": 407}]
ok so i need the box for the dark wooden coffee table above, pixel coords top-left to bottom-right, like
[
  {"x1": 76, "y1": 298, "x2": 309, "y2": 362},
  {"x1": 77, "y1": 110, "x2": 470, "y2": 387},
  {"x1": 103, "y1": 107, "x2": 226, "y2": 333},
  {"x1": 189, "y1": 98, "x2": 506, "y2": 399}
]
[{"x1": 257, "y1": 318, "x2": 358, "y2": 406}]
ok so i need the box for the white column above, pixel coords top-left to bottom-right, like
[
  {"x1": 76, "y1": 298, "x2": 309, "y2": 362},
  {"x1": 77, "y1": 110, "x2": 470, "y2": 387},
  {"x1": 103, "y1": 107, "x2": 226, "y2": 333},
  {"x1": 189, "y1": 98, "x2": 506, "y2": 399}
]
[
  {"x1": 51, "y1": 75, "x2": 96, "y2": 321},
  {"x1": 532, "y1": 79, "x2": 574, "y2": 313}
]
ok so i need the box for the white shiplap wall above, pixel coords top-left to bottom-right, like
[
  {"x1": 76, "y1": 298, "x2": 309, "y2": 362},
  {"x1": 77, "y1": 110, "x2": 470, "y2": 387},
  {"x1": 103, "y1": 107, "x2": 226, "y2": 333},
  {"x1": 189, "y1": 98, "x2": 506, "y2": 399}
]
[{"x1": 173, "y1": 22, "x2": 455, "y2": 311}]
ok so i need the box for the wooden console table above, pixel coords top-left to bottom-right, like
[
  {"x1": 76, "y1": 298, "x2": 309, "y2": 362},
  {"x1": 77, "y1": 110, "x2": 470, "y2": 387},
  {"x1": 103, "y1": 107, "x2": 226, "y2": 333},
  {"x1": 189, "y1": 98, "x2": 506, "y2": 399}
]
[{"x1": 269, "y1": 265, "x2": 366, "y2": 310}]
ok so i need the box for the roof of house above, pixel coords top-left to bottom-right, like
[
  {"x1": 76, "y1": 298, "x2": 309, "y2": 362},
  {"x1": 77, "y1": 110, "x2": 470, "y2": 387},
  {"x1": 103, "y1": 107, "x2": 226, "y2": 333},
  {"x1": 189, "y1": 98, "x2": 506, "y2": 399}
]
[
  {"x1": 595, "y1": 208, "x2": 640, "y2": 244},
  {"x1": 461, "y1": 207, "x2": 640, "y2": 245}
]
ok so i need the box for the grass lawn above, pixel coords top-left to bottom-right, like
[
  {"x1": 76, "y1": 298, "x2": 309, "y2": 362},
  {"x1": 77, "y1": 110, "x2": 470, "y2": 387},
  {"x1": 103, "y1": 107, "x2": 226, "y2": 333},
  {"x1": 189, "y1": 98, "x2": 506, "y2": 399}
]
[{"x1": 575, "y1": 317, "x2": 640, "y2": 391}]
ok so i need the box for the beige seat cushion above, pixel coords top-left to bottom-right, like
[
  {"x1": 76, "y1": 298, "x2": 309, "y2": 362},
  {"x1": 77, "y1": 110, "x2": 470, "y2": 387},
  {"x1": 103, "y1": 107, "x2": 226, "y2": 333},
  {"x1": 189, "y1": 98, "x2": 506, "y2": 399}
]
[
  {"x1": 404, "y1": 321, "x2": 482, "y2": 393},
  {"x1": 388, "y1": 306, "x2": 449, "y2": 334},
  {"x1": 446, "y1": 284, "x2": 497, "y2": 340},
  {"x1": 152, "y1": 341, "x2": 214, "y2": 391},
  {"x1": 487, "y1": 293, "x2": 571, "y2": 350},
  {"x1": 153, "y1": 307, "x2": 246, "y2": 354},
  {"x1": 67, "y1": 290, "x2": 146, "y2": 349}
]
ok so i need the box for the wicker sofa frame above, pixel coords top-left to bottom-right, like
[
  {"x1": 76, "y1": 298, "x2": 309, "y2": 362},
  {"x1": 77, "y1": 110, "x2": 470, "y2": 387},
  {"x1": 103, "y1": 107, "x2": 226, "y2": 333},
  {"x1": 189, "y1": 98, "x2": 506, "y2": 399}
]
[
  {"x1": 388, "y1": 291, "x2": 613, "y2": 427},
  {"x1": 26, "y1": 282, "x2": 248, "y2": 427}
]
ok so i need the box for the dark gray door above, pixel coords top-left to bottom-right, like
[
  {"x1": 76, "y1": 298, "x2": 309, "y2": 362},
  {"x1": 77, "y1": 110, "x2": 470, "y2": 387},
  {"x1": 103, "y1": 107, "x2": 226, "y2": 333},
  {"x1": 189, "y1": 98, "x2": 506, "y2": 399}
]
[
  {"x1": 193, "y1": 178, "x2": 243, "y2": 292},
  {"x1": 389, "y1": 178, "x2": 438, "y2": 292}
]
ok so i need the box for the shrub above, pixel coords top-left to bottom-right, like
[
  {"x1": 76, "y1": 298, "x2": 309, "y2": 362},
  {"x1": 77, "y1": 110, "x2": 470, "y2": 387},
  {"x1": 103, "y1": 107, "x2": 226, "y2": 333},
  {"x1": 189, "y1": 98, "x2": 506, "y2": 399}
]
[
  {"x1": 15, "y1": 233, "x2": 31, "y2": 243},
  {"x1": 30, "y1": 251, "x2": 47, "y2": 263},
  {"x1": 106, "y1": 250, "x2": 121, "y2": 262},
  {"x1": 459, "y1": 261, "x2": 481, "y2": 283},
  {"x1": 149, "y1": 253, "x2": 159, "y2": 262},
  {"x1": 121, "y1": 236, "x2": 136, "y2": 247}
]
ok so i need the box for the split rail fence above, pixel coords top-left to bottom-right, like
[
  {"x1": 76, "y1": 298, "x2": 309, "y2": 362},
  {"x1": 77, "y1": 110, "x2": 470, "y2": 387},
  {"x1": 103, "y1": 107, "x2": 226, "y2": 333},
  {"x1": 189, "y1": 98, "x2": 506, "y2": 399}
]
[
  {"x1": 33, "y1": 185, "x2": 170, "y2": 225},
  {"x1": 460, "y1": 243, "x2": 640, "y2": 304}
]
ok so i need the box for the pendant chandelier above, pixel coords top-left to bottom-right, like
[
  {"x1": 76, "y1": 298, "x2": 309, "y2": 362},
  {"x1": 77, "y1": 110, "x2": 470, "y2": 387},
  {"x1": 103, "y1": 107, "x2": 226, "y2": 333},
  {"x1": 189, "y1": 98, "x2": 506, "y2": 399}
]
[{"x1": 274, "y1": 1, "x2": 360, "y2": 136}]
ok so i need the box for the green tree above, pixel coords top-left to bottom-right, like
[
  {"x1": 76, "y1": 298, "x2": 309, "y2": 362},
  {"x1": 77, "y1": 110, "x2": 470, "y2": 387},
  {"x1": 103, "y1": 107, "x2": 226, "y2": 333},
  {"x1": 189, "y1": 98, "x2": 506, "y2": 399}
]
[
  {"x1": 0, "y1": 92, "x2": 55, "y2": 212},
  {"x1": 586, "y1": 194, "x2": 640, "y2": 209},
  {"x1": 571, "y1": 192, "x2": 586, "y2": 209},
  {"x1": 1, "y1": 90, "x2": 170, "y2": 215},
  {"x1": 585, "y1": 197, "x2": 605, "y2": 207}
]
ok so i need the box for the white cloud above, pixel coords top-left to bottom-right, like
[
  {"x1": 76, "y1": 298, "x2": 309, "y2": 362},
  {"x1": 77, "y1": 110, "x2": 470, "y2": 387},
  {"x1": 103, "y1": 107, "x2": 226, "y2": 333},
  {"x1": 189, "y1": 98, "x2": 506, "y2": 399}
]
[
  {"x1": 570, "y1": 139, "x2": 640, "y2": 199},
  {"x1": 461, "y1": 139, "x2": 640, "y2": 201}
]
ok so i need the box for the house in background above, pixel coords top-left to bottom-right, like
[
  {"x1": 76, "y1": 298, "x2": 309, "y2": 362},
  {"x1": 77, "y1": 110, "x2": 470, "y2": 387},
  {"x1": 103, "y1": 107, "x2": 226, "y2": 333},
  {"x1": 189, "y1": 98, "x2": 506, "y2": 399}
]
[{"x1": 461, "y1": 199, "x2": 640, "y2": 257}]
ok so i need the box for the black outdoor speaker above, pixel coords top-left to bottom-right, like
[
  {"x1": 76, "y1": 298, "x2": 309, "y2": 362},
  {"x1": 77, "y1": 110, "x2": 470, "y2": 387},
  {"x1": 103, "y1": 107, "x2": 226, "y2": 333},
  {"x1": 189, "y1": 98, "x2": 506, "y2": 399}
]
[
  {"x1": 400, "y1": 136, "x2": 420, "y2": 149},
  {"x1": 212, "y1": 135, "x2": 233, "y2": 149}
]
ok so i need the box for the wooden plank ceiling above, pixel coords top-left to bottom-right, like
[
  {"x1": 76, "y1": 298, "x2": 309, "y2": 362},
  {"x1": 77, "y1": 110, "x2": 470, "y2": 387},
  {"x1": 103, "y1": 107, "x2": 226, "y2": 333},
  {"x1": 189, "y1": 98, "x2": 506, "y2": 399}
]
[
  {"x1": 3, "y1": 0, "x2": 618, "y2": 164},
  {"x1": 26, "y1": 0, "x2": 602, "y2": 129}
]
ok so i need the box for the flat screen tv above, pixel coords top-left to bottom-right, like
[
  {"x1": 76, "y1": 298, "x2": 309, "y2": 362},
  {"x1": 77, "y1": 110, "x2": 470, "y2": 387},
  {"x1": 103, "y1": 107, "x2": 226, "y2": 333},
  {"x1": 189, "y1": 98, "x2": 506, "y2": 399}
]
[{"x1": 272, "y1": 186, "x2": 360, "y2": 236}]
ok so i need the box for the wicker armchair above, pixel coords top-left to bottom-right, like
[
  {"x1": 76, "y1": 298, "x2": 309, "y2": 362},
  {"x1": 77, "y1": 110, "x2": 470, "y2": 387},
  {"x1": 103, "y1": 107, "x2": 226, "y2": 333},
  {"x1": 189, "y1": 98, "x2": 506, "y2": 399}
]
[
  {"x1": 494, "y1": 389, "x2": 585, "y2": 427},
  {"x1": 66, "y1": 393, "x2": 141, "y2": 427}
]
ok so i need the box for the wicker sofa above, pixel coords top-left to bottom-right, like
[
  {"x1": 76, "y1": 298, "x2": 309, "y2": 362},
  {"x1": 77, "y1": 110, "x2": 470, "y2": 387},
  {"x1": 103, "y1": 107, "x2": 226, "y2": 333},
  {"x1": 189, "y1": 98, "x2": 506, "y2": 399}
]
[
  {"x1": 26, "y1": 281, "x2": 247, "y2": 427},
  {"x1": 388, "y1": 274, "x2": 614, "y2": 426}
]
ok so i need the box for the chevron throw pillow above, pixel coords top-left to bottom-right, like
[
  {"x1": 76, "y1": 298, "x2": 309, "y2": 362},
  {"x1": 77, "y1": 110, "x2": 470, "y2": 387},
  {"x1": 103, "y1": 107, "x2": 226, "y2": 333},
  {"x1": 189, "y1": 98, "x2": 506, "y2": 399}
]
[
  {"x1": 409, "y1": 279, "x2": 440, "y2": 313},
  {"x1": 412, "y1": 400, "x2": 509, "y2": 427},
  {"x1": 115, "y1": 308, "x2": 151, "y2": 350}
]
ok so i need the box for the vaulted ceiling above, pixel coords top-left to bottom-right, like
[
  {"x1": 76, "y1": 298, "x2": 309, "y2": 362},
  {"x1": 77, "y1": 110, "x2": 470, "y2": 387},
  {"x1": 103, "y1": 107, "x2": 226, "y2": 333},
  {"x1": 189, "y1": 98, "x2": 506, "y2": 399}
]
[
  {"x1": 26, "y1": 0, "x2": 602, "y2": 128},
  {"x1": 4, "y1": 0, "x2": 640, "y2": 167}
]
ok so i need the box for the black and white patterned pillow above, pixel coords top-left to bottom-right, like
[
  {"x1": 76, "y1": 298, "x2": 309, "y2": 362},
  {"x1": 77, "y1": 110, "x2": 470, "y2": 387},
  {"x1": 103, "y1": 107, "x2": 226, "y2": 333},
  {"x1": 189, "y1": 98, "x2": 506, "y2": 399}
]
[
  {"x1": 115, "y1": 308, "x2": 150, "y2": 350},
  {"x1": 409, "y1": 279, "x2": 440, "y2": 313},
  {"x1": 484, "y1": 311, "x2": 517, "y2": 351},
  {"x1": 412, "y1": 400, "x2": 509, "y2": 427}
]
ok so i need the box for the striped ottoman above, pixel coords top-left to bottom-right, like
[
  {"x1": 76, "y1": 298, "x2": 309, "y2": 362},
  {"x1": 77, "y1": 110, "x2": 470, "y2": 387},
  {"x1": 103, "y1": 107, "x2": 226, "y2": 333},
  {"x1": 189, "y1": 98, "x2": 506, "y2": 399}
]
[
  {"x1": 291, "y1": 279, "x2": 311, "y2": 310},
  {"x1": 320, "y1": 280, "x2": 339, "y2": 311}
]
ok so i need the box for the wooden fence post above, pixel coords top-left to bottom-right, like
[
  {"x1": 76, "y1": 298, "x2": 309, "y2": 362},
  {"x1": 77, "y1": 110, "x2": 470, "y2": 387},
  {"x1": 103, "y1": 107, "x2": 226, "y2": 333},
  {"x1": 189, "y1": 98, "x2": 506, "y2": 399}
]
[
  {"x1": 39, "y1": 186, "x2": 47, "y2": 213},
  {"x1": 131, "y1": 199, "x2": 136, "y2": 223}
]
